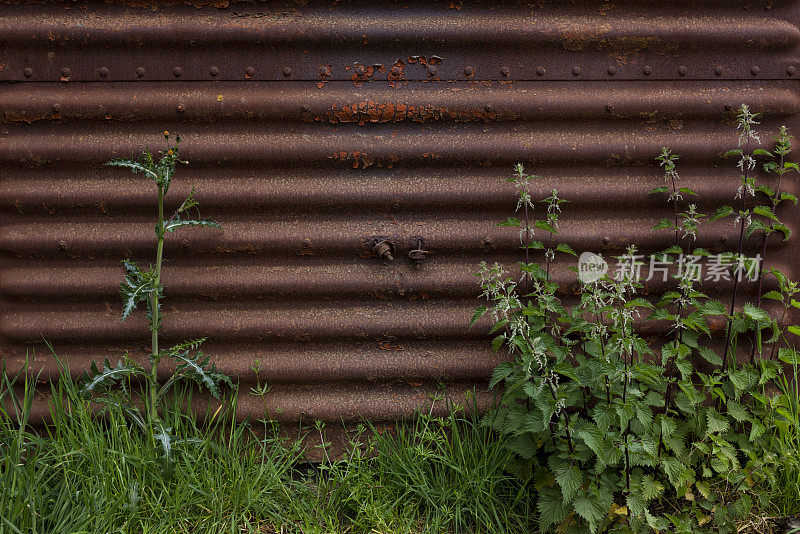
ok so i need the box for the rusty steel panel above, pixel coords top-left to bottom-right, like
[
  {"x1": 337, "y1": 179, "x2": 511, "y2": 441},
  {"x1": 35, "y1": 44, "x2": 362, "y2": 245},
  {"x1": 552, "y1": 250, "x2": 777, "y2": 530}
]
[{"x1": 1, "y1": 1, "x2": 800, "y2": 428}]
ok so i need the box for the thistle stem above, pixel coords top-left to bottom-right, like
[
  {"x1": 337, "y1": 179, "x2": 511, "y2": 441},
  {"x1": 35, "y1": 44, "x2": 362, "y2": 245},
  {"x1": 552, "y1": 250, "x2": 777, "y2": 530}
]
[{"x1": 149, "y1": 187, "x2": 165, "y2": 422}]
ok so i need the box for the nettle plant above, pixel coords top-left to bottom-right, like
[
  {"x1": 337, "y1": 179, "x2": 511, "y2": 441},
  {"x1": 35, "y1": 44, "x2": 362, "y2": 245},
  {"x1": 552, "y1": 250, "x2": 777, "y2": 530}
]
[
  {"x1": 474, "y1": 105, "x2": 799, "y2": 533},
  {"x1": 80, "y1": 132, "x2": 230, "y2": 462}
]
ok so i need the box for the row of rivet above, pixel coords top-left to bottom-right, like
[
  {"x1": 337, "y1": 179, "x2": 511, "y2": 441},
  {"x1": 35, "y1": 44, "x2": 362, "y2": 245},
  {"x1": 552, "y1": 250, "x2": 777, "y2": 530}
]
[{"x1": 20, "y1": 64, "x2": 798, "y2": 79}]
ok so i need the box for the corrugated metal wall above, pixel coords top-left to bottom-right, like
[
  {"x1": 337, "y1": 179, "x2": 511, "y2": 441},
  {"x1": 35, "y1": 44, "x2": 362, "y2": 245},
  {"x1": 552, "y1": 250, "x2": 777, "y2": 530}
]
[{"x1": 2, "y1": 1, "x2": 799, "y2": 431}]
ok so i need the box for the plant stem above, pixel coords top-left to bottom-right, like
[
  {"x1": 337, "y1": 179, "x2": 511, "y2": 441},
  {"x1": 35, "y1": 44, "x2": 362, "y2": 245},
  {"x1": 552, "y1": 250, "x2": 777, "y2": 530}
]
[
  {"x1": 149, "y1": 187, "x2": 165, "y2": 422},
  {"x1": 722, "y1": 138, "x2": 751, "y2": 371}
]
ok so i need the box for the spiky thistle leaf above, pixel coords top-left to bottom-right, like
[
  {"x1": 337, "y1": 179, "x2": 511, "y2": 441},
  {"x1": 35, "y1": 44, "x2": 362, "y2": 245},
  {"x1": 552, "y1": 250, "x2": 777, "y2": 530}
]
[
  {"x1": 80, "y1": 359, "x2": 142, "y2": 397},
  {"x1": 171, "y1": 349, "x2": 232, "y2": 398}
]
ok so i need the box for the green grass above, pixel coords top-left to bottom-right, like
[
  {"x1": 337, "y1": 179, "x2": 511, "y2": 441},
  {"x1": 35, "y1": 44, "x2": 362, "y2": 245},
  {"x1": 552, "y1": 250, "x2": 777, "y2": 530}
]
[{"x1": 0, "y1": 361, "x2": 532, "y2": 534}]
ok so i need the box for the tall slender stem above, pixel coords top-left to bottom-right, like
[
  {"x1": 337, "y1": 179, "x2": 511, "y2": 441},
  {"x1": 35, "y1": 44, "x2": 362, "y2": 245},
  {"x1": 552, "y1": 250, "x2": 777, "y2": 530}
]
[
  {"x1": 149, "y1": 187, "x2": 165, "y2": 422},
  {"x1": 722, "y1": 137, "x2": 751, "y2": 371}
]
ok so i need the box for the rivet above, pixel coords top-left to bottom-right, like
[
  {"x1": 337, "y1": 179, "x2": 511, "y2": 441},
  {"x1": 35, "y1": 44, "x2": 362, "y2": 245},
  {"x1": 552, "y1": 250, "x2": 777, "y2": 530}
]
[
  {"x1": 536, "y1": 66, "x2": 545, "y2": 76},
  {"x1": 427, "y1": 65, "x2": 437, "y2": 76},
  {"x1": 602, "y1": 237, "x2": 610, "y2": 246},
  {"x1": 643, "y1": 65, "x2": 652, "y2": 75},
  {"x1": 282, "y1": 66, "x2": 292, "y2": 77},
  {"x1": 572, "y1": 66, "x2": 581, "y2": 76},
  {"x1": 177, "y1": 103, "x2": 185, "y2": 113},
  {"x1": 209, "y1": 66, "x2": 219, "y2": 76},
  {"x1": 391, "y1": 65, "x2": 402, "y2": 75},
  {"x1": 245, "y1": 66, "x2": 256, "y2": 77},
  {"x1": 751, "y1": 65, "x2": 760, "y2": 76},
  {"x1": 52, "y1": 104, "x2": 61, "y2": 114},
  {"x1": 355, "y1": 65, "x2": 366, "y2": 76},
  {"x1": 99, "y1": 66, "x2": 109, "y2": 78},
  {"x1": 607, "y1": 65, "x2": 616, "y2": 75},
  {"x1": 714, "y1": 65, "x2": 723, "y2": 76},
  {"x1": 678, "y1": 66, "x2": 687, "y2": 76},
  {"x1": 23, "y1": 67, "x2": 33, "y2": 78},
  {"x1": 301, "y1": 105, "x2": 309, "y2": 113},
  {"x1": 606, "y1": 104, "x2": 614, "y2": 112},
  {"x1": 464, "y1": 66, "x2": 474, "y2": 77},
  {"x1": 319, "y1": 65, "x2": 331, "y2": 77},
  {"x1": 484, "y1": 104, "x2": 493, "y2": 112},
  {"x1": 136, "y1": 66, "x2": 146, "y2": 78},
  {"x1": 788, "y1": 66, "x2": 797, "y2": 76},
  {"x1": 500, "y1": 66, "x2": 510, "y2": 77},
  {"x1": 173, "y1": 67, "x2": 183, "y2": 77},
  {"x1": 61, "y1": 67, "x2": 71, "y2": 78}
]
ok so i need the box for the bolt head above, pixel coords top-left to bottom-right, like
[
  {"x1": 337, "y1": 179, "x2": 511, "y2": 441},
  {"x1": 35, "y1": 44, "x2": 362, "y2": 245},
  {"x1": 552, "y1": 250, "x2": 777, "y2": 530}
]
[
  {"x1": 607, "y1": 65, "x2": 616, "y2": 75},
  {"x1": 245, "y1": 66, "x2": 256, "y2": 77},
  {"x1": 714, "y1": 65, "x2": 723, "y2": 76},
  {"x1": 500, "y1": 66, "x2": 510, "y2": 77},
  {"x1": 177, "y1": 104, "x2": 185, "y2": 113},
  {"x1": 23, "y1": 67, "x2": 33, "y2": 78},
  {"x1": 61, "y1": 67, "x2": 71, "y2": 78},
  {"x1": 209, "y1": 66, "x2": 219, "y2": 76},
  {"x1": 99, "y1": 66, "x2": 109, "y2": 78},
  {"x1": 464, "y1": 66, "x2": 474, "y2": 77},
  {"x1": 355, "y1": 65, "x2": 366, "y2": 76},
  {"x1": 678, "y1": 66, "x2": 687, "y2": 76},
  {"x1": 536, "y1": 66, "x2": 545, "y2": 76},
  {"x1": 301, "y1": 105, "x2": 309, "y2": 112},
  {"x1": 484, "y1": 104, "x2": 493, "y2": 112},
  {"x1": 136, "y1": 66, "x2": 146, "y2": 77},
  {"x1": 572, "y1": 66, "x2": 581, "y2": 76},
  {"x1": 788, "y1": 65, "x2": 797, "y2": 76},
  {"x1": 751, "y1": 65, "x2": 760, "y2": 76},
  {"x1": 643, "y1": 65, "x2": 652, "y2": 75},
  {"x1": 427, "y1": 65, "x2": 437, "y2": 76},
  {"x1": 173, "y1": 67, "x2": 183, "y2": 77},
  {"x1": 52, "y1": 104, "x2": 61, "y2": 114},
  {"x1": 282, "y1": 66, "x2": 292, "y2": 77},
  {"x1": 319, "y1": 65, "x2": 330, "y2": 77}
]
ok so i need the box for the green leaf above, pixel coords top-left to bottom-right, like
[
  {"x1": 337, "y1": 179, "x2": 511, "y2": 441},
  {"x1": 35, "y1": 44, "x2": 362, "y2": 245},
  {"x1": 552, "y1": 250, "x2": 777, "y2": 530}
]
[
  {"x1": 743, "y1": 303, "x2": 771, "y2": 324},
  {"x1": 697, "y1": 346, "x2": 723, "y2": 366},
  {"x1": 498, "y1": 216, "x2": 521, "y2": 227},
  {"x1": 80, "y1": 359, "x2": 141, "y2": 396},
  {"x1": 556, "y1": 242, "x2": 577, "y2": 256},
  {"x1": 773, "y1": 222, "x2": 792, "y2": 241},
  {"x1": 553, "y1": 464, "x2": 583, "y2": 504},
  {"x1": 469, "y1": 306, "x2": 487, "y2": 328},
  {"x1": 649, "y1": 186, "x2": 669, "y2": 194},
  {"x1": 706, "y1": 409, "x2": 730, "y2": 435},
  {"x1": 762, "y1": 290, "x2": 784, "y2": 302},
  {"x1": 120, "y1": 260, "x2": 159, "y2": 321},
  {"x1": 678, "y1": 186, "x2": 698, "y2": 196},
  {"x1": 171, "y1": 349, "x2": 233, "y2": 398},
  {"x1": 640, "y1": 474, "x2": 664, "y2": 501},
  {"x1": 106, "y1": 157, "x2": 158, "y2": 180},
  {"x1": 573, "y1": 491, "x2": 611, "y2": 533},
  {"x1": 537, "y1": 487, "x2": 569, "y2": 530},
  {"x1": 489, "y1": 361, "x2": 515, "y2": 388},
  {"x1": 727, "y1": 400, "x2": 750, "y2": 423},
  {"x1": 779, "y1": 348, "x2": 800, "y2": 365},
  {"x1": 722, "y1": 149, "x2": 743, "y2": 158},
  {"x1": 710, "y1": 205, "x2": 734, "y2": 220},
  {"x1": 523, "y1": 240, "x2": 545, "y2": 250},
  {"x1": 779, "y1": 192, "x2": 798, "y2": 206},
  {"x1": 534, "y1": 220, "x2": 557, "y2": 234},
  {"x1": 752, "y1": 148, "x2": 773, "y2": 156},
  {"x1": 164, "y1": 218, "x2": 222, "y2": 233},
  {"x1": 653, "y1": 218, "x2": 673, "y2": 231},
  {"x1": 753, "y1": 205, "x2": 778, "y2": 221}
]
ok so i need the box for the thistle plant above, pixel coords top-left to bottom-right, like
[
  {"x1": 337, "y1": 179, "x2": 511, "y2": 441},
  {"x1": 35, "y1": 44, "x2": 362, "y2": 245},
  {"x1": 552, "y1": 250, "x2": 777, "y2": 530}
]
[
  {"x1": 475, "y1": 108, "x2": 798, "y2": 532},
  {"x1": 80, "y1": 132, "x2": 230, "y2": 461}
]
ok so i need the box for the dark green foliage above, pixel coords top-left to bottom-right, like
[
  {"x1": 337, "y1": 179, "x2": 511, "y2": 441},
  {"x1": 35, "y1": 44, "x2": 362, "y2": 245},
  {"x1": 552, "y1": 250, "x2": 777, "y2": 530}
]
[{"x1": 477, "y1": 106, "x2": 800, "y2": 532}]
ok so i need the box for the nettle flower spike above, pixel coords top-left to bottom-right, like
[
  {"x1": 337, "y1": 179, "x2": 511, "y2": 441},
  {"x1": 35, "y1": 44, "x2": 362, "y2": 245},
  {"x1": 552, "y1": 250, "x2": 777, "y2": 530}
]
[{"x1": 736, "y1": 104, "x2": 761, "y2": 146}]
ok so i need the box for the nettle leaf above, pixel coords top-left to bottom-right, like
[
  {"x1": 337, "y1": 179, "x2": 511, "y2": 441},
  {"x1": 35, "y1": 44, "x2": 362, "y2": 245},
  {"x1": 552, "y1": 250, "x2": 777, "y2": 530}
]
[
  {"x1": 80, "y1": 359, "x2": 141, "y2": 397},
  {"x1": 779, "y1": 192, "x2": 798, "y2": 206},
  {"x1": 534, "y1": 220, "x2": 557, "y2": 234},
  {"x1": 172, "y1": 350, "x2": 232, "y2": 398},
  {"x1": 653, "y1": 218, "x2": 674, "y2": 231},
  {"x1": 469, "y1": 306, "x2": 488, "y2": 328},
  {"x1": 722, "y1": 149, "x2": 743, "y2": 158},
  {"x1": 649, "y1": 186, "x2": 669, "y2": 194},
  {"x1": 640, "y1": 474, "x2": 664, "y2": 501},
  {"x1": 753, "y1": 205, "x2": 778, "y2": 221},
  {"x1": 726, "y1": 400, "x2": 750, "y2": 423},
  {"x1": 556, "y1": 242, "x2": 577, "y2": 256},
  {"x1": 779, "y1": 348, "x2": 800, "y2": 365},
  {"x1": 697, "y1": 346, "x2": 723, "y2": 366},
  {"x1": 762, "y1": 290, "x2": 784, "y2": 302},
  {"x1": 706, "y1": 408, "x2": 730, "y2": 435},
  {"x1": 553, "y1": 463, "x2": 583, "y2": 504},
  {"x1": 678, "y1": 186, "x2": 698, "y2": 196},
  {"x1": 498, "y1": 216, "x2": 521, "y2": 227},
  {"x1": 699, "y1": 299, "x2": 726, "y2": 316},
  {"x1": 573, "y1": 489, "x2": 613, "y2": 533},
  {"x1": 523, "y1": 241, "x2": 545, "y2": 250},
  {"x1": 537, "y1": 487, "x2": 569, "y2": 529},
  {"x1": 710, "y1": 205, "x2": 734, "y2": 220},
  {"x1": 743, "y1": 303, "x2": 770, "y2": 324},
  {"x1": 773, "y1": 222, "x2": 792, "y2": 241},
  {"x1": 660, "y1": 415, "x2": 678, "y2": 439}
]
